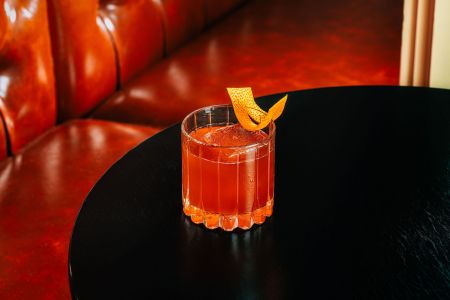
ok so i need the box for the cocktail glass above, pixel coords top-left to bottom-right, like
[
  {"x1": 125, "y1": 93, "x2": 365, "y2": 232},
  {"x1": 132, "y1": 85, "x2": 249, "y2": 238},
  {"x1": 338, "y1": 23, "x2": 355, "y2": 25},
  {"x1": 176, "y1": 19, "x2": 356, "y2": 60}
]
[{"x1": 181, "y1": 104, "x2": 275, "y2": 231}]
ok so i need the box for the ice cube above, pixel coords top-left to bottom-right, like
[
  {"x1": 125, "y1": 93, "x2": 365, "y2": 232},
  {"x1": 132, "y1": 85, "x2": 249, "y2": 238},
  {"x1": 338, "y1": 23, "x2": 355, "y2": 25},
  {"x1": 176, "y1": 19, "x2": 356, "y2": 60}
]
[{"x1": 202, "y1": 124, "x2": 267, "y2": 147}]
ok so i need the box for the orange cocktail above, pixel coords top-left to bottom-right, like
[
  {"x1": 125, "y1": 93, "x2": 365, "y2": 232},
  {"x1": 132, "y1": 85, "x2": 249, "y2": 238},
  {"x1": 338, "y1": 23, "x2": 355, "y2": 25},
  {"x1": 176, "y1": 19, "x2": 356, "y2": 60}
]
[{"x1": 181, "y1": 105, "x2": 275, "y2": 231}]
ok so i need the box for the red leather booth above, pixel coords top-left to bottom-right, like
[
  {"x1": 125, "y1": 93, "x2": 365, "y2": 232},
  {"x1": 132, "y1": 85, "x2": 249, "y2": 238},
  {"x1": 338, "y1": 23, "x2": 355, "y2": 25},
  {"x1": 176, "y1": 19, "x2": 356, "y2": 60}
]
[{"x1": 0, "y1": 0, "x2": 402, "y2": 298}]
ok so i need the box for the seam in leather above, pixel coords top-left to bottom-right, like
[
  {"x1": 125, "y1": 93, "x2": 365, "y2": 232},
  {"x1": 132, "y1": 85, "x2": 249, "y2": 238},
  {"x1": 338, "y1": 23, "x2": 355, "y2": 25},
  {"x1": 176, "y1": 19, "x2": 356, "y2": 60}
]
[
  {"x1": 81, "y1": 13, "x2": 122, "y2": 118},
  {"x1": 46, "y1": 0, "x2": 68, "y2": 124},
  {"x1": 203, "y1": 0, "x2": 208, "y2": 29},
  {"x1": 0, "y1": 99, "x2": 12, "y2": 156},
  {"x1": 152, "y1": 0, "x2": 168, "y2": 57},
  {"x1": 98, "y1": 13, "x2": 121, "y2": 91}
]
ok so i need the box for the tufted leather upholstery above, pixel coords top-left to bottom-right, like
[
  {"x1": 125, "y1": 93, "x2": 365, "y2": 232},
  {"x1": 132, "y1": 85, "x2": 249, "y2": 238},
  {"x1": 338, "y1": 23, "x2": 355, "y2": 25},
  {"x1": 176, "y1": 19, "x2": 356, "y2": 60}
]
[
  {"x1": 0, "y1": 0, "x2": 56, "y2": 154},
  {"x1": 46, "y1": 0, "x2": 246, "y2": 121},
  {"x1": 159, "y1": 0, "x2": 206, "y2": 53},
  {"x1": 99, "y1": 0, "x2": 164, "y2": 85},
  {"x1": 92, "y1": 0, "x2": 403, "y2": 127},
  {"x1": 0, "y1": 119, "x2": 158, "y2": 299},
  {"x1": 47, "y1": 0, "x2": 117, "y2": 120}
]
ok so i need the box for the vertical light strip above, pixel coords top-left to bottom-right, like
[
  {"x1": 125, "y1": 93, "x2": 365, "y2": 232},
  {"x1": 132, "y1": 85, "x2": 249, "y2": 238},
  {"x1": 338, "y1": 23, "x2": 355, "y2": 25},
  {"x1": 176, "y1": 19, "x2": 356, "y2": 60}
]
[
  {"x1": 400, "y1": 0, "x2": 418, "y2": 85},
  {"x1": 400, "y1": 0, "x2": 436, "y2": 87},
  {"x1": 412, "y1": 0, "x2": 435, "y2": 86},
  {"x1": 199, "y1": 144, "x2": 204, "y2": 217},
  {"x1": 217, "y1": 151, "x2": 221, "y2": 217},
  {"x1": 236, "y1": 151, "x2": 239, "y2": 222},
  {"x1": 186, "y1": 141, "x2": 190, "y2": 203}
]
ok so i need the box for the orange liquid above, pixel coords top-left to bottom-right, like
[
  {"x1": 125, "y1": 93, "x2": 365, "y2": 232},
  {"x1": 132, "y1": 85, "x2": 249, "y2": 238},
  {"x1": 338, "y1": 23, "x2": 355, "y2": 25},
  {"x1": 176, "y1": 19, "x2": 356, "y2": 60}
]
[{"x1": 182, "y1": 125, "x2": 275, "y2": 231}]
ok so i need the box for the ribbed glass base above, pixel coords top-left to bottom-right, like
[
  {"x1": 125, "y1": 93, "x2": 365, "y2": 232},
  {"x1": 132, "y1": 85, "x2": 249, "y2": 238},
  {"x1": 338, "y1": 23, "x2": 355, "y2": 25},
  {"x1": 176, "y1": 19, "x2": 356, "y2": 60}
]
[{"x1": 182, "y1": 197, "x2": 273, "y2": 231}]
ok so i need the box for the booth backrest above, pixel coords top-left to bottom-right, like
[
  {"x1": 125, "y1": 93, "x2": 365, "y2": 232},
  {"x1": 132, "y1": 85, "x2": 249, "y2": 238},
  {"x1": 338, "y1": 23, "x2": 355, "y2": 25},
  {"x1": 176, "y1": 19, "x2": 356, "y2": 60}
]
[
  {"x1": 0, "y1": 0, "x2": 247, "y2": 156},
  {"x1": 0, "y1": 0, "x2": 56, "y2": 155},
  {"x1": 47, "y1": 0, "x2": 247, "y2": 122},
  {"x1": 46, "y1": 0, "x2": 117, "y2": 120}
]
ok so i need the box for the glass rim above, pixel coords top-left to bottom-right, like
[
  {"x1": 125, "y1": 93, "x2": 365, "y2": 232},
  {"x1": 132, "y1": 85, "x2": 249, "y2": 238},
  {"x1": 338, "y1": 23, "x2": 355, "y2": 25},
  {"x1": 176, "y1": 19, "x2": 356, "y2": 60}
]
[{"x1": 181, "y1": 104, "x2": 276, "y2": 149}]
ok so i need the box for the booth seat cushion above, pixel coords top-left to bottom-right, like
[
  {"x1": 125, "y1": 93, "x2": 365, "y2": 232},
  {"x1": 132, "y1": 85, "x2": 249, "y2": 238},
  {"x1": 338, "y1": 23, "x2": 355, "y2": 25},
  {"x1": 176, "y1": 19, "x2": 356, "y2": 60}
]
[
  {"x1": 91, "y1": 0, "x2": 403, "y2": 127},
  {"x1": 0, "y1": 119, "x2": 158, "y2": 299}
]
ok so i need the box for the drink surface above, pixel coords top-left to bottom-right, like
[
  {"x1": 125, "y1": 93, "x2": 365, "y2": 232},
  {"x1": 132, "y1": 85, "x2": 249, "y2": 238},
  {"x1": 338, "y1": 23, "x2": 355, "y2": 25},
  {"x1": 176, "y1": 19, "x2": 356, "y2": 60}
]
[
  {"x1": 182, "y1": 124, "x2": 274, "y2": 231},
  {"x1": 194, "y1": 124, "x2": 268, "y2": 146}
]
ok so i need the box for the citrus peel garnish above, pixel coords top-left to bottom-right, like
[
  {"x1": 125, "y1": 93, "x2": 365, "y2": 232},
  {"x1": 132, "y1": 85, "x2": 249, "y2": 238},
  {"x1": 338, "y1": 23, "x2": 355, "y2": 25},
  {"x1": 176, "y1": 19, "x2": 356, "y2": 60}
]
[{"x1": 227, "y1": 87, "x2": 287, "y2": 131}]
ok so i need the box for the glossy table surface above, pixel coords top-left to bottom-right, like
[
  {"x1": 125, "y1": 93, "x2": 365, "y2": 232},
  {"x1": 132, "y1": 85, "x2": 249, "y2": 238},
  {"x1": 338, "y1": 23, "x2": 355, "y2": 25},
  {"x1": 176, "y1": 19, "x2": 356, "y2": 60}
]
[{"x1": 69, "y1": 86, "x2": 450, "y2": 299}]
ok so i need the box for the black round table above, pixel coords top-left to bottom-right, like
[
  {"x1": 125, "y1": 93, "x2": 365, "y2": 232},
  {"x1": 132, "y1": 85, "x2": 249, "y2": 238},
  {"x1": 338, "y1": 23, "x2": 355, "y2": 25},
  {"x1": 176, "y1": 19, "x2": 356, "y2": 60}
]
[{"x1": 69, "y1": 86, "x2": 450, "y2": 299}]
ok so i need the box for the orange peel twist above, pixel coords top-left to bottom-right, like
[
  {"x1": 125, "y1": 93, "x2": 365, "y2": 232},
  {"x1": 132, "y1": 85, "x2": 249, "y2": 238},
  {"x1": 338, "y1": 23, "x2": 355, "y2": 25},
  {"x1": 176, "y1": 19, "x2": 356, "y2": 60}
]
[{"x1": 227, "y1": 87, "x2": 288, "y2": 131}]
